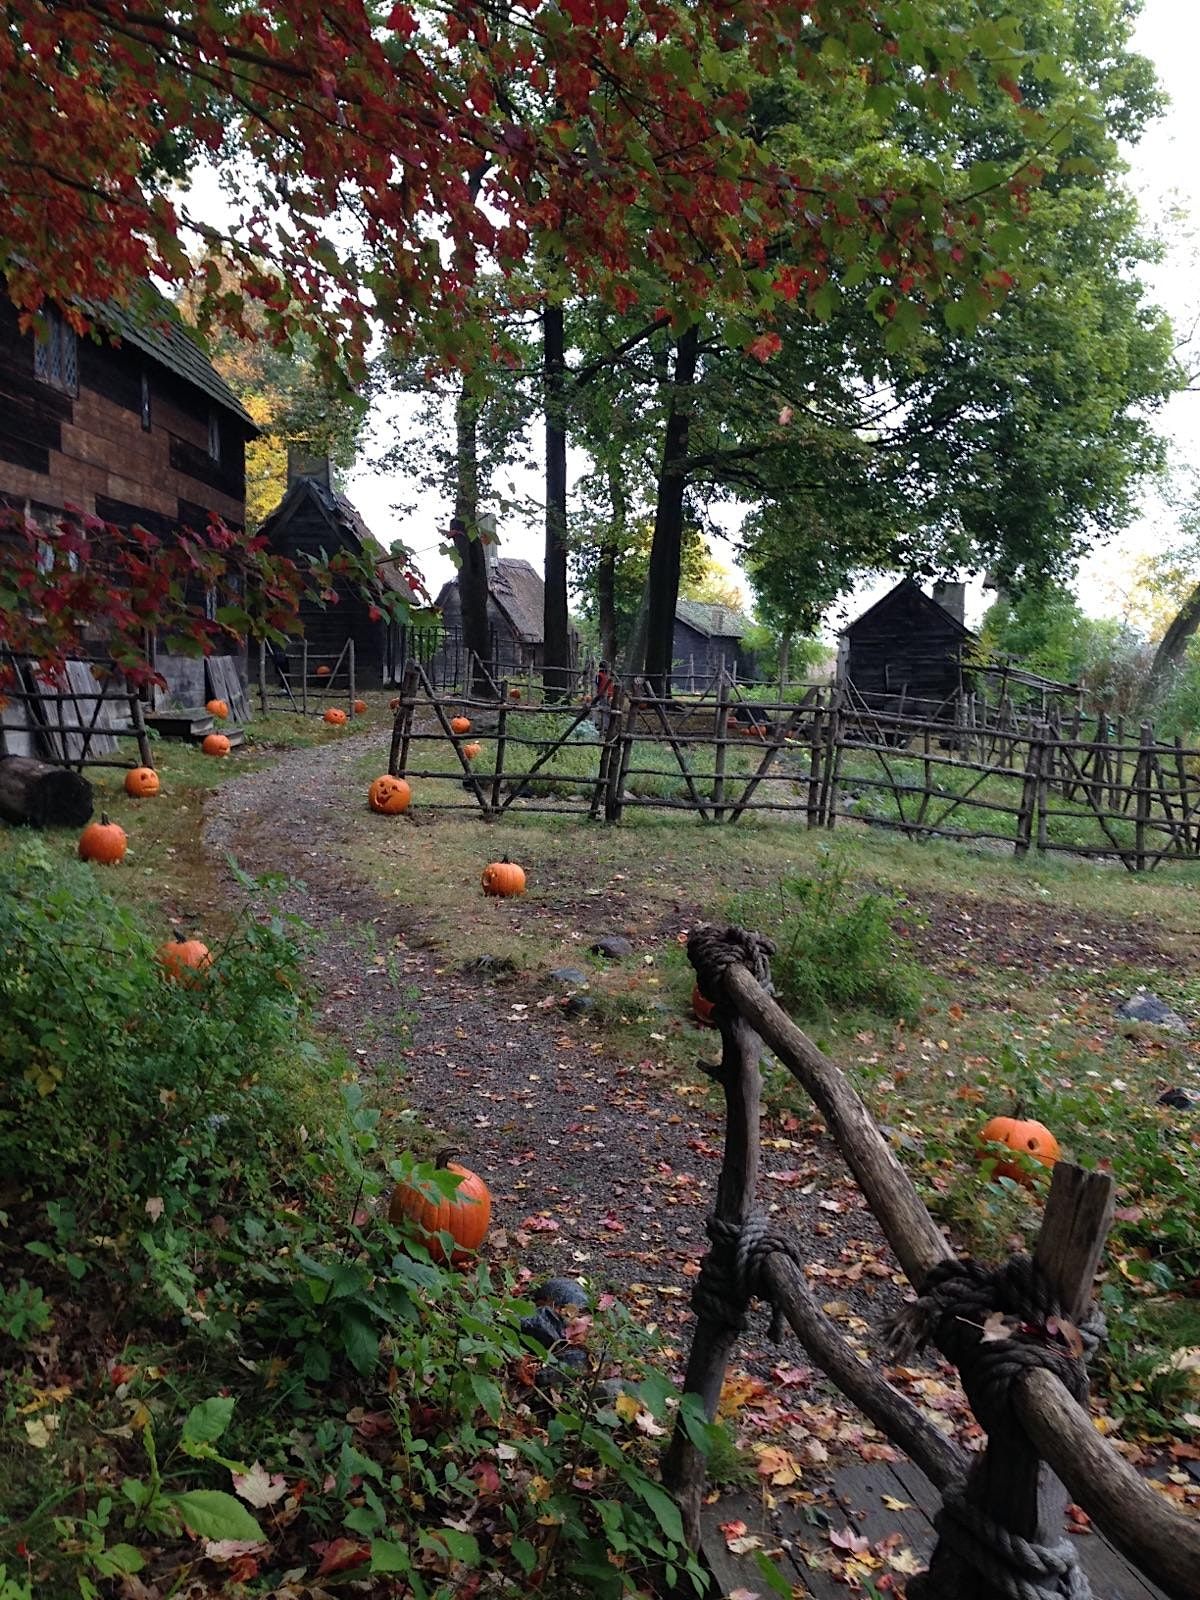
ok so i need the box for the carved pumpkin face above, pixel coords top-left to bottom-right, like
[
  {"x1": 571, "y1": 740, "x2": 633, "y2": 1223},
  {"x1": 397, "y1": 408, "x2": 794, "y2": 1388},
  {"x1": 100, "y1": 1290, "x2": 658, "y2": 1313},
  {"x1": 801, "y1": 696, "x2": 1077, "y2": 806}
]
[
  {"x1": 462, "y1": 742, "x2": 482, "y2": 761},
  {"x1": 124, "y1": 766, "x2": 160, "y2": 798},
  {"x1": 201, "y1": 732, "x2": 231, "y2": 757},
  {"x1": 205, "y1": 698, "x2": 229, "y2": 720},
  {"x1": 368, "y1": 775, "x2": 412, "y2": 814},
  {"x1": 978, "y1": 1116, "x2": 1061, "y2": 1186},
  {"x1": 389, "y1": 1156, "x2": 492, "y2": 1265},
  {"x1": 78, "y1": 813, "x2": 127, "y2": 865},
  {"x1": 509, "y1": 688, "x2": 521, "y2": 701},
  {"x1": 450, "y1": 715, "x2": 471, "y2": 734},
  {"x1": 323, "y1": 708, "x2": 347, "y2": 726},
  {"x1": 354, "y1": 699, "x2": 367, "y2": 715},
  {"x1": 481, "y1": 859, "x2": 526, "y2": 897},
  {"x1": 157, "y1": 933, "x2": 212, "y2": 985}
]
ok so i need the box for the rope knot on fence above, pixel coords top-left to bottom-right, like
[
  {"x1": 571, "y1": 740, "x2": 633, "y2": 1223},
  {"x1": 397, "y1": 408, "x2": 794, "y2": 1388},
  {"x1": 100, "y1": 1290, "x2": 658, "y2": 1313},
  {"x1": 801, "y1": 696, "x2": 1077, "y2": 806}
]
[
  {"x1": 692, "y1": 1211, "x2": 807, "y2": 1342},
  {"x1": 886, "y1": 1255, "x2": 1103, "y2": 1439},
  {"x1": 930, "y1": 1491, "x2": 1093, "y2": 1600},
  {"x1": 687, "y1": 924, "x2": 776, "y2": 1008}
]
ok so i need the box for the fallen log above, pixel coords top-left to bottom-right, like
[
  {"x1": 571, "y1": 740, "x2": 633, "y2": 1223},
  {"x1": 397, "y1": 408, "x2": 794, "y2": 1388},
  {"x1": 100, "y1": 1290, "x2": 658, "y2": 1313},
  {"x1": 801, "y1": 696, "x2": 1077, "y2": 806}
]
[{"x1": 0, "y1": 755, "x2": 94, "y2": 828}]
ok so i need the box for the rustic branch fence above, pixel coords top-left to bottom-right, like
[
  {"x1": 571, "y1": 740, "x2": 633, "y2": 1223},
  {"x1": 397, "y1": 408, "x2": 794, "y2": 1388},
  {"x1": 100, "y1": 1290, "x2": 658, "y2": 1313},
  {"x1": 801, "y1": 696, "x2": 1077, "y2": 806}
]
[
  {"x1": 0, "y1": 652, "x2": 154, "y2": 770},
  {"x1": 386, "y1": 669, "x2": 1200, "y2": 869},
  {"x1": 256, "y1": 637, "x2": 356, "y2": 718},
  {"x1": 663, "y1": 925, "x2": 1198, "y2": 1600}
]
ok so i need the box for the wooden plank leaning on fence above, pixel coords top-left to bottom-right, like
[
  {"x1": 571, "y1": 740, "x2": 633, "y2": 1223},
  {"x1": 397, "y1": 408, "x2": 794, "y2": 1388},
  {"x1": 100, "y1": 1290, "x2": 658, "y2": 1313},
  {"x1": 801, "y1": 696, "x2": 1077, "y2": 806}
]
[{"x1": 661, "y1": 925, "x2": 1200, "y2": 1600}]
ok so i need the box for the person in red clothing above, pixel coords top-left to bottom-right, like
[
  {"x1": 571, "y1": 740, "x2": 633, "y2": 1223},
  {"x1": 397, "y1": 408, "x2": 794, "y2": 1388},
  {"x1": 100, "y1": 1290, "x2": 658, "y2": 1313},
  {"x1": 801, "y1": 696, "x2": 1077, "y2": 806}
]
[{"x1": 594, "y1": 659, "x2": 614, "y2": 704}]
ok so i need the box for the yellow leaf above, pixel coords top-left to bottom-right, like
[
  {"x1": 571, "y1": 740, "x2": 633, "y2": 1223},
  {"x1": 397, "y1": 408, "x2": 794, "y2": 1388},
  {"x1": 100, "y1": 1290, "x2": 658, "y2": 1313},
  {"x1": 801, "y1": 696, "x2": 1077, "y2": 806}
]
[
  {"x1": 17, "y1": 1385, "x2": 71, "y2": 1415},
  {"x1": 528, "y1": 1475, "x2": 552, "y2": 1503},
  {"x1": 882, "y1": 1495, "x2": 912, "y2": 1510},
  {"x1": 755, "y1": 1445, "x2": 802, "y2": 1486},
  {"x1": 614, "y1": 1393, "x2": 640, "y2": 1423},
  {"x1": 889, "y1": 1547, "x2": 925, "y2": 1576},
  {"x1": 24, "y1": 1416, "x2": 54, "y2": 1448}
]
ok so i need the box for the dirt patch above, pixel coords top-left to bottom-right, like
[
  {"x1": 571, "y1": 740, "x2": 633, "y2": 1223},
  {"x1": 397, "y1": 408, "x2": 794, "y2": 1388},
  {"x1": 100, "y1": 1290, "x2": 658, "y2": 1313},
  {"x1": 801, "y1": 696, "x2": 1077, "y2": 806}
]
[
  {"x1": 205, "y1": 736, "x2": 915, "y2": 1384},
  {"x1": 903, "y1": 887, "x2": 1181, "y2": 983}
]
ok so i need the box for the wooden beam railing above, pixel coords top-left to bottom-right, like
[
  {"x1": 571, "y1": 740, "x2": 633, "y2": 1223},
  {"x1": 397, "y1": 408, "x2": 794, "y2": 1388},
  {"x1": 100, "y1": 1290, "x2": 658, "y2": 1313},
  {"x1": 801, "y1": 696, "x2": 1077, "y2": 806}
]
[{"x1": 663, "y1": 926, "x2": 1200, "y2": 1600}]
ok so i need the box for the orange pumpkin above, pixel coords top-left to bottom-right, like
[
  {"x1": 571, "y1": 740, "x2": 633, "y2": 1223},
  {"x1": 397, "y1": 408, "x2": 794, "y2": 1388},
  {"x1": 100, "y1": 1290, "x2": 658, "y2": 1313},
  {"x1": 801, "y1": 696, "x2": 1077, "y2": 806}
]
[
  {"x1": 156, "y1": 932, "x2": 212, "y2": 985},
  {"x1": 201, "y1": 732, "x2": 231, "y2": 757},
  {"x1": 389, "y1": 696, "x2": 402, "y2": 710},
  {"x1": 509, "y1": 688, "x2": 521, "y2": 701},
  {"x1": 78, "y1": 813, "x2": 127, "y2": 865},
  {"x1": 389, "y1": 1151, "x2": 492, "y2": 1265},
  {"x1": 368, "y1": 774, "x2": 412, "y2": 814},
  {"x1": 977, "y1": 1116, "x2": 1061, "y2": 1186},
  {"x1": 323, "y1": 707, "x2": 347, "y2": 726},
  {"x1": 124, "y1": 765, "x2": 160, "y2": 798},
  {"x1": 462, "y1": 742, "x2": 482, "y2": 760},
  {"x1": 316, "y1": 664, "x2": 331, "y2": 677},
  {"x1": 482, "y1": 858, "x2": 526, "y2": 898},
  {"x1": 205, "y1": 698, "x2": 229, "y2": 720},
  {"x1": 353, "y1": 699, "x2": 368, "y2": 715},
  {"x1": 450, "y1": 715, "x2": 471, "y2": 734},
  {"x1": 692, "y1": 985, "x2": 716, "y2": 1026}
]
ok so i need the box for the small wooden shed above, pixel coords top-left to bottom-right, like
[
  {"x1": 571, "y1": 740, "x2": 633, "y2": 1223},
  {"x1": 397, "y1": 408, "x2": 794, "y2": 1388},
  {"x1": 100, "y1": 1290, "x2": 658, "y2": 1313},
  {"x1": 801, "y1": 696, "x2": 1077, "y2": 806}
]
[
  {"x1": 838, "y1": 579, "x2": 974, "y2": 711},
  {"x1": 671, "y1": 601, "x2": 753, "y2": 688},
  {"x1": 433, "y1": 557, "x2": 558, "y2": 675},
  {"x1": 258, "y1": 456, "x2": 406, "y2": 687}
]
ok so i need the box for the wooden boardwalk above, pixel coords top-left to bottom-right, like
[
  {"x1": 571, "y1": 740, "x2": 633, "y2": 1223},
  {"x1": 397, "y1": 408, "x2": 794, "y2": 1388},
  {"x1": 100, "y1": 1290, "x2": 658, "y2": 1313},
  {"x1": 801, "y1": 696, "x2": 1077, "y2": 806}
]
[{"x1": 701, "y1": 1458, "x2": 1169, "y2": 1600}]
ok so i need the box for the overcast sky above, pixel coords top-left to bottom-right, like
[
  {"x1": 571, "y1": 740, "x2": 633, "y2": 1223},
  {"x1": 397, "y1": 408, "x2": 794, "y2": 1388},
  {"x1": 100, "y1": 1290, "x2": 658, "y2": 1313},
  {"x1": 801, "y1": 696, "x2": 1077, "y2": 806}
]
[{"x1": 336, "y1": 0, "x2": 1200, "y2": 629}]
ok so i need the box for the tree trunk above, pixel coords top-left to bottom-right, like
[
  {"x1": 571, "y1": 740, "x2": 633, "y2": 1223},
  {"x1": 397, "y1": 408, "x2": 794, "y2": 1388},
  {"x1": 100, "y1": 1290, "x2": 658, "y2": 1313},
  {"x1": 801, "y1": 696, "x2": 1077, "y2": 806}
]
[
  {"x1": 642, "y1": 323, "x2": 701, "y2": 697},
  {"x1": 597, "y1": 458, "x2": 625, "y2": 667},
  {"x1": 778, "y1": 629, "x2": 791, "y2": 694},
  {"x1": 0, "y1": 756, "x2": 94, "y2": 828},
  {"x1": 1146, "y1": 579, "x2": 1200, "y2": 705},
  {"x1": 452, "y1": 387, "x2": 492, "y2": 700},
  {"x1": 543, "y1": 303, "x2": 571, "y2": 701}
]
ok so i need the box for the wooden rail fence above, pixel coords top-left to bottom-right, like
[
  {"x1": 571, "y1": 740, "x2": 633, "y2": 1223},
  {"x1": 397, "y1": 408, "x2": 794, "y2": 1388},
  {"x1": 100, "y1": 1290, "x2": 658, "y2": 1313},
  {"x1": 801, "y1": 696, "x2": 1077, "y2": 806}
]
[
  {"x1": 665, "y1": 926, "x2": 1197, "y2": 1600},
  {"x1": 386, "y1": 669, "x2": 1200, "y2": 869}
]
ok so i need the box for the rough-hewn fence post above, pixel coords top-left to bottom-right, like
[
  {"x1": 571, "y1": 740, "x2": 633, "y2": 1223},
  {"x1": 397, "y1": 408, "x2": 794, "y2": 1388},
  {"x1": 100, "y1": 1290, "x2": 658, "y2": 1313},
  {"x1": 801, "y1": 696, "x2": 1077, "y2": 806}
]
[{"x1": 663, "y1": 924, "x2": 1200, "y2": 1600}]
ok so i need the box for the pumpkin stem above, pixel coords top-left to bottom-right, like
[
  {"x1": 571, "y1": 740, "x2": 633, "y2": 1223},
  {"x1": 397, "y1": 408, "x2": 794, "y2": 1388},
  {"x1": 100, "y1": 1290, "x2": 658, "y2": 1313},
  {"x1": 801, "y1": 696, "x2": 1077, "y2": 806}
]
[
  {"x1": 100, "y1": 811, "x2": 110, "y2": 825},
  {"x1": 434, "y1": 1146, "x2": 462, "y2": 1170}
]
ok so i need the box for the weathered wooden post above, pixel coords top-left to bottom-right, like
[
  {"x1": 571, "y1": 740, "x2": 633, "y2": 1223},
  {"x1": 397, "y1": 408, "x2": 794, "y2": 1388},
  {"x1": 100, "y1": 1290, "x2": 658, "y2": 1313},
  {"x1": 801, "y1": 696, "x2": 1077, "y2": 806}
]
[
  {"x1": 300, "y1": 640, "x2": 309, "y2": 715},
  {"x1": 805, "y1": 695, "x2": 825, "y2": 828},
  {"x1": 257, "y1": 640, "x2": 269, "y2": 716},
  {"x1": 712, "y1": 672, "x2": 730, "y2": 821},
  {"x1": 491, "y1": 684, "x2": 509, "y2": 813},
  {"x1": 1134, "y1": 721, "x2": 1154, "y2": 871},
  {"x1": 347, "y1": 638, "x2": 356, "y2": 718},
  {"x1": 912, "y1": 1163, "x2": 1115, "y2": 1600},
  {"x1": 387, "y1": 660, "x2": 419, "y2": 777}
]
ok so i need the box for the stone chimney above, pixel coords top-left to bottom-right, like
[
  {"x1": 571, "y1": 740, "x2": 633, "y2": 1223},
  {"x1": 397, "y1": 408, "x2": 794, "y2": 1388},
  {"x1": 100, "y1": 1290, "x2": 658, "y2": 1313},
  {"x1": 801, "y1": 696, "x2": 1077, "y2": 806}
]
[
  {"x1": 286, "y1": 444, "x2": 332, "y2": 488},
  {"x1": 932, "y1": 580, "x2": 966, "y2": 624},
  {"x1": 477, "y1": 510, "x2": 498, "y2": 570}
]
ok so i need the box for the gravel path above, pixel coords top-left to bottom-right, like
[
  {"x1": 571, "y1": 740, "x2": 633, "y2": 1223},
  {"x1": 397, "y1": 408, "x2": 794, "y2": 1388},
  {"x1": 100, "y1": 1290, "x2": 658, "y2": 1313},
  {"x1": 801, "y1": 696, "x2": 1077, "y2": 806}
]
[{"x1": 206, "y1": 735, "x2": 920, "y2": 1390}]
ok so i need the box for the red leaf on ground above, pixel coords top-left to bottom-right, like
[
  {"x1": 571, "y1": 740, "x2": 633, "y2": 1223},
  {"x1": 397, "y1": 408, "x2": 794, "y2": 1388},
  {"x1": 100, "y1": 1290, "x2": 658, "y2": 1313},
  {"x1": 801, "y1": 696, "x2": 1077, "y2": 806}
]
[{"x1": 313, "y1": 1538, "x2": 370, "y2": 1576}]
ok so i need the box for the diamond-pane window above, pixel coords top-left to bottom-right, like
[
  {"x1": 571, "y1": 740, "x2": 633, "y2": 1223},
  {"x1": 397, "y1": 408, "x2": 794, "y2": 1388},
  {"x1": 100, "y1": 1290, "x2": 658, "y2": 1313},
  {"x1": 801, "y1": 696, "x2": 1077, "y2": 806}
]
[{"x1": 32, "y1": 308, "x2": 78, "y2": 396}]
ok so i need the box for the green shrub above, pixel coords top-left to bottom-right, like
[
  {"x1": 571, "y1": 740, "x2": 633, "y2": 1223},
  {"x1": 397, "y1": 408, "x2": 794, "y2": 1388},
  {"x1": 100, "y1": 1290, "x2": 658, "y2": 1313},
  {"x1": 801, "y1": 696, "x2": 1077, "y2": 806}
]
[
  {"x1": 735, "y1": 853, "x2": 923, "y2": 1022},
  {"x1": 0, "y1": 838, "x2": 340, "y2": 1303},
  {"x1": 0, "y1": 845, "x2": 712, "y2": 1598}
]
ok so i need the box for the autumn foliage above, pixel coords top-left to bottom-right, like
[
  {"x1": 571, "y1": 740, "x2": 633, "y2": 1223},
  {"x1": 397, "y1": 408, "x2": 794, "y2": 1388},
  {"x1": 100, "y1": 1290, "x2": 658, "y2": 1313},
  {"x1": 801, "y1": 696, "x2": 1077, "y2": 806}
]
[
  {"x1": 0, "y1": 508, "x2": 425, "y2": 688},
  {"x1": 2, "y1": 2, "x2": 1043, "y2": 372}
]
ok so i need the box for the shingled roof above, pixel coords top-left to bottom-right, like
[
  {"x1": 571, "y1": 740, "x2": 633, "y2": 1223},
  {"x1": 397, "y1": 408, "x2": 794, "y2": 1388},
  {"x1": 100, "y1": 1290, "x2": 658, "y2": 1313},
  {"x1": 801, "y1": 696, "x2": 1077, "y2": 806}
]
[
  {"x1": 487, "y1": 559, "x2": 545, "y2": 642},
  {"x1": 259, "y1": 476, "x2": 408, "y2": 592},
  {"x1": 80, "y1": 289, "x2": 256, "y2": 428},
  {"x1": 674, "y1": 598, "x2": 748, "y2": 639}
]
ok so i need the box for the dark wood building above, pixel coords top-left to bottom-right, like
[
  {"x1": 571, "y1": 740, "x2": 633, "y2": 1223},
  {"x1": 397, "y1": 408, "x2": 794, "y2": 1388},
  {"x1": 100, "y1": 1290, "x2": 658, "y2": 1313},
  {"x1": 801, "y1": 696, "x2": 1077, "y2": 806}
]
[
  {"x1": 838, "y1": 579, "x2": 974, "y2": 711},
  {"x1": 432, "y1": 557, "x2": 557, "y2": 676},
  {"x1": 258, "y1": 455, "x2": 405, "y2": 687},
  {"x1": 0, "y1": 290, "x2": 256, "y2": 708},
  {"x1": 671, "y1": 600, "x2": 754, "y2": 688}
]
